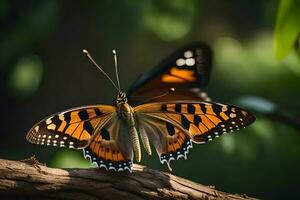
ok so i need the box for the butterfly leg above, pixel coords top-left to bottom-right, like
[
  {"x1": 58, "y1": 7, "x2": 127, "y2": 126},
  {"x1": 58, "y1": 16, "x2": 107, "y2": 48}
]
[
  {"x1": 136, "y1": 114, "x2": 193, "y2": 170},
  {"x1": 129, "y1": 125, "x2": 141, "y2": 162},
  {"x1": 139, "y1": 126, "x2": 152, "y2": 155}
]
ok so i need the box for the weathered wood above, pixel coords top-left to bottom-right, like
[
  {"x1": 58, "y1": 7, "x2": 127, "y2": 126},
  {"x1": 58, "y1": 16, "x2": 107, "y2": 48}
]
[{"x1": 0, "y1": 158, "x2": 257, "y2": 200}]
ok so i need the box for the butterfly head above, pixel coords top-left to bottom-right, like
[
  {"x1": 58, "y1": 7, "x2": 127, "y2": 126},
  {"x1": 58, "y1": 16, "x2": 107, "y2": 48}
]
[{"x1": 116, "y1": 91, "x2": 128, "y2": 105}]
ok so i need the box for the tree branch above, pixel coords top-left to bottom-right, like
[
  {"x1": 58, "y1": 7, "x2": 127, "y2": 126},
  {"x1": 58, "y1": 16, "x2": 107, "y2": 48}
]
[{"x1": 0, "y1": 158, "x2": 257, "y2": 200}]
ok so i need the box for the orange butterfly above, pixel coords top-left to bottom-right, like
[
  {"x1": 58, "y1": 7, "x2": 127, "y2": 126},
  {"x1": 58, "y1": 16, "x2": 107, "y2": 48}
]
[{"x1": 27, "y1": 44, "x2": 255, "y2": 172}]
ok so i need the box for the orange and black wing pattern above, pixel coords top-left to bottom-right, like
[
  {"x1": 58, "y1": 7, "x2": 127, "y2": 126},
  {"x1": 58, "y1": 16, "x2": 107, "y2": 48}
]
[
  {"x1": 26, "y1": 105, "x2": 116, "y2": 149},
  {"x1": 135, "y1": 101, "x2": 255, "y2": 143},
  {"x1": 83, "y1": 116, "x2": 133, "y2": 172},
  {"x1": 135, "y1": 101, "x2": 255, "y2": 165},
  {"x1": 127, "y1": 42, "x2": 212, "y2": 103},
  {"x1": 136, "y1": 114, "x2": 192, "y2": 167}
]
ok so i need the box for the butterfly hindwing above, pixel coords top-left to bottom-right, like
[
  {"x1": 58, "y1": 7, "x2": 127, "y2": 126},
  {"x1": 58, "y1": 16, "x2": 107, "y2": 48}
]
[
  {"x1": 26, "y1": 105, "x2": 116, "y2": 149},
  {"x1": 83, "y1": 114, "x2": 133, "y2": 172},
  {"x1": 136, "y1": 114, "x2": 192, "y2": 166},
  {"x1": 127, "y1": 43, "x2": 212, "y2": 103}
]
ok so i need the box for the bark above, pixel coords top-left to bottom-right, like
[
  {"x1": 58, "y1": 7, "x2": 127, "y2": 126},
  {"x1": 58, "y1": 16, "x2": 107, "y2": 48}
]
[{"x1": 0, "y1": 157, "x2": 257, "y2": 200}]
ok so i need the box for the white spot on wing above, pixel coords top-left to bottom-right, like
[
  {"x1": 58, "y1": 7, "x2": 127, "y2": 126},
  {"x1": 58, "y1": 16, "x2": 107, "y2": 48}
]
[
  {"x1": 184, "y1": 50, "x2": 193, "y2": 58},
  {"x1": 34, "y1": 126, "x2": 39, "y2": 132},
  {"x1": 60, "y1": 141, "x2": 65, "y2": 147},
  {"x1": 222, "y1": 106, "x2": 228, "y2": 112},
  {"x1": 186, "y1": 58, "x2": 195, "y2": 66},
  {"x1": 230, "y1": 113, "x2": 237, "y2": 118},
  {"x1": 59, "y1": 114, "x2": 65, "y2": 120},
  {"x1": 46, "y1": 117, "x2": 52, "y2": 125},
  {"x1": 176, "y1": 58, "x2": 185, "y2": 66},
  {"x1": 47, "y1": 124, "x2": 56, "y2": 130}
]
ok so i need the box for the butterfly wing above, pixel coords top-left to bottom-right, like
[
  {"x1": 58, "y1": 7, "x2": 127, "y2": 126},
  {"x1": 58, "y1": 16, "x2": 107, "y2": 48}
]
[
  {"x1": 83, "y1": 113, "x2": 133, "y2": 172},
  {"x1": 26, "y1": 105, "x2": 116, "y2": 149},
  {"x1": 136, "y1": 114, "x2": 192, "y2": 166},
  {"x1": 127, "y1": 43, "x2": 212, "y2": 104},
  {"x1": 134, "y1": 101, "x2": 255, "y2": 165}
]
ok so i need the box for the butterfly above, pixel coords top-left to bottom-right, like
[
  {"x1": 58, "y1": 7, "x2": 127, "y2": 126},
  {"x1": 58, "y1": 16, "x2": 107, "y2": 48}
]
[{"x1": 26, "y1": 43, "x2": 255, "y2": 172}]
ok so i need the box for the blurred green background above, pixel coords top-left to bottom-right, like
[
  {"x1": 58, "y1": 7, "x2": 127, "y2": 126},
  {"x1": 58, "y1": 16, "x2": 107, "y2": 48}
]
[{"x1": 1, "y1": 0, "x2": 300, "y2": 199}]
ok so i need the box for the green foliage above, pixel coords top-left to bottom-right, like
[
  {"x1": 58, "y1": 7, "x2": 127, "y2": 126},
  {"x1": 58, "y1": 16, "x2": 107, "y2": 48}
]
[
  {"x1": 50, "y1": 149, "x2": 91, "y2": 169},
  {"x1": 143, "y1": 0, "x2": 195, "y2": 41},
  {"x1": 0, "y1": 1, "x2": 62, "y2": 67},
  {"x1": 8, "y1": 56, "x2": 43, "y2": 99},
  {"x1": 274, "y1": 0, "x2": 300, "y2": 60},
  {"x1": 213, "y1": 32, "x2": 300, "y2": 99}
]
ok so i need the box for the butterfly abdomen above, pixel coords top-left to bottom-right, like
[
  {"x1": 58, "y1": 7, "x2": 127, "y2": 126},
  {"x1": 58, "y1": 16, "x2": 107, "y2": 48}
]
[{"x1": 118, "y1": 102, "x2": 142, "y2": 163}]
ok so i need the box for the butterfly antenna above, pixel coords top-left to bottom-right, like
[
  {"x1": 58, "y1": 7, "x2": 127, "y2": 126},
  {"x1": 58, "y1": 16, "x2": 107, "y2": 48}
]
[
  {"x1": 112, "y1": 49, "x2": 121, "y2": 92},
  {"x1": 82, "y1": 49, "x2": 119, "y2": 91},
  {"x1": 134, "y1": 88, "x2": 176, "y2": 103}
]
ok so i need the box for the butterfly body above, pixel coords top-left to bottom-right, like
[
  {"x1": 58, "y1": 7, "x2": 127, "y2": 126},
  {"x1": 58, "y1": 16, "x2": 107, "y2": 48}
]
[
  {"x1": 27, "y1": 43, "x2": 255, "y2": 172},
  {"x1": 116, "y1": 92, "x2": 143, "y2": 163}
]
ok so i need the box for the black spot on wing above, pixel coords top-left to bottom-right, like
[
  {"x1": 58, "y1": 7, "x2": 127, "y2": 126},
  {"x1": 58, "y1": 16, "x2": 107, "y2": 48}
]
[
  {"x1": 181, "y1": 115, "x2": 190, "y2": 129},
  {"x1": 79, "y1": 110, "x2": 89, "y2": 120},
  {"x1": 224, "y1": 106, "x2": 232, "y2": 116},
  {"x1": 83, "y1": 121, "x2": 94, "y2": 134},
  {"x1": 187, "y1": 104, "x2": 195, "y2": 114},
  {"x1": 64, "y1": 112, "x2": 71, "y2": 123},
  {"x1": 166, "y1": 122, "x2": 175, "y2": 136},
  {"x1": 94, "y1": 108, "x2": 103, "y2": 116},
  {"x1": 194, "y1": 115, "x2": 201, "y2": 126},
  {"x1": 100, "y1": 128, "x2": 110, "y2": 140},
  {"x1": 199, "y1": 104, "x2": 206, "y2": 113},
  {"x1": 161, "y1": 104, "x2": 167, "y2": 112},
  {"x1": 61, "y1": 112, "x2": 71, "y2": 132},
  {"x1": 175, "y1": 104, "x2": 181, "y2": 113},
  {"x1": 212, "y1": 105, "x2": 222, "y2": 115}
]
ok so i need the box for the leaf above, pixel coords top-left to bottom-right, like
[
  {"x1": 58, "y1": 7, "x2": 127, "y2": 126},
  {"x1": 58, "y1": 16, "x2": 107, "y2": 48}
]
[{"x1": 274, "y1": 0, "x2": 300, "y2": 60}]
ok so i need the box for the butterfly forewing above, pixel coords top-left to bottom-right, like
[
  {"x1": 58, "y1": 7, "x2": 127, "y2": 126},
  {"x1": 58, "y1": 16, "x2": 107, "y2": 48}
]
[
  {"x1": 135, "y1": 101, "x2": 255, "y2": 143},
  {"x1": 127, "y1": 43, "x2": 212, "y2": 104},
  {"x1": 26, "y1": 105, "x2": 116, "y2": 149}
]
